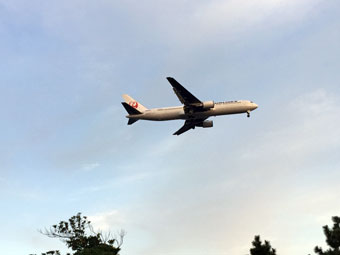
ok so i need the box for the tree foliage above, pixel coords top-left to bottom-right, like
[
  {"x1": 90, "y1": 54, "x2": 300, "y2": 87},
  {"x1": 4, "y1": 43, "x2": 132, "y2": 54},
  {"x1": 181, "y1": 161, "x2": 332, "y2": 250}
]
[
  {"x1": 35, "y1": 213, "x2": 124, "y2": 255},
  {"x1": 314, "y1": 216, "x2": 340, "y2": 255},
  {"x1": 74, "y1": 244, "x2": 121, "y2": 255},
  {"x1": 249, "y1": 235, "x2": 277, "y2": 255}
]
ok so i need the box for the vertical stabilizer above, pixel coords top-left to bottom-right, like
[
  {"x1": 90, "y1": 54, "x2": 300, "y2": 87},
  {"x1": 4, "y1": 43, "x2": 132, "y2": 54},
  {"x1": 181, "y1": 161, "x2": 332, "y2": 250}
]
[{"x1": 122, "y1": 94, "x2": 148, "y2": 113}]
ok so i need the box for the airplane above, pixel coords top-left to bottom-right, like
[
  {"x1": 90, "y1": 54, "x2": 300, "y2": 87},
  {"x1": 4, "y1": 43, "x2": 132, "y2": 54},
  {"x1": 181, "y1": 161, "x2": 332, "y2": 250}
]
[{"x1": 121, "y1": 77, "x2": 258, "y2": 135}]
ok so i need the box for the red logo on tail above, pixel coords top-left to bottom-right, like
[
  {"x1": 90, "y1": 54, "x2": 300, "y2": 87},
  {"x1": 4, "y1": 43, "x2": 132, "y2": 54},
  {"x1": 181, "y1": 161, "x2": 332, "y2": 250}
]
[{"x1": 129, "y1": 101, "x2": 138, "y2": 108}]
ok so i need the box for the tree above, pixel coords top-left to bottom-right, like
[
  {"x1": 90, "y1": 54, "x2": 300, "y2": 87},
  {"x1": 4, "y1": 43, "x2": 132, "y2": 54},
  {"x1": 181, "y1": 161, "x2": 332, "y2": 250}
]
[
  {"x1": 74, "y1": 244, "x2": 121, "y2": 255},
  {"x1": 34, "y1": 213, "x2": 124, "y2": 255},
  {"x1": 314, "y1": 216, "x2": 340, "y2": 255},
  {"x1": 249, "y1": 235, "x2": 277, "y2": 255}
]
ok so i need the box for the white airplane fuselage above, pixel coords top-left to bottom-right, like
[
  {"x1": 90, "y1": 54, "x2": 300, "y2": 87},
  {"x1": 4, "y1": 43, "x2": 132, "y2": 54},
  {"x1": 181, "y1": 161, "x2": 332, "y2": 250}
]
[{"x1": 127, "y1": 100, "x2": 258, "y2": 121}]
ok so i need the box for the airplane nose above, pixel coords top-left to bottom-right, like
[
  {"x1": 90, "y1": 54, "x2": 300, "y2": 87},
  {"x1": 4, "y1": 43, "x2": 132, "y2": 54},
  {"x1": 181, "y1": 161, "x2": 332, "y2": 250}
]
[{"x1": 253, "y1": 103, "x2": 258, "y2": 109}]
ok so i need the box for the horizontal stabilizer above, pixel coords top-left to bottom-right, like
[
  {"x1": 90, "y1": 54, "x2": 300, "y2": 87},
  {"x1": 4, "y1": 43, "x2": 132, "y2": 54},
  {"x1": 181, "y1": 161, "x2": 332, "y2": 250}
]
[
  {"x1": 122, "y1": 102, "x2": 142, "y2": 115},
  {"x1": 128, "y1": 118, "x2": 138, "y2": 125}
]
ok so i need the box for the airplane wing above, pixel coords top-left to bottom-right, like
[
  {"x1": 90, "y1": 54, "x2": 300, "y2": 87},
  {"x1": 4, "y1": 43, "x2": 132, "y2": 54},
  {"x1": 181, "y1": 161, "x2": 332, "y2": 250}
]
[
  {"x1": 166, "y1": 77, "x2": 202, "y2": 106},
  {"x1": 173, "y1": 121, "x2": 195, "y2": 135},
  {"x1": 173, "y1": 118, "x2": 207, "y2": 136}
]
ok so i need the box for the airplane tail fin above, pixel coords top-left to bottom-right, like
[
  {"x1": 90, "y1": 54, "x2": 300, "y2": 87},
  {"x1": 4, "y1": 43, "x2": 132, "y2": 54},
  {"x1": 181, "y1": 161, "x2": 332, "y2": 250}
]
[
  {"x1": 122, "y1": 94, "x2": 148, "y2": 113},
  {"x1": 122, "y1": 102, "x2": 141, "y2": 115},
  {"x1": 121, "y1": 102, "x2": 141, "y2": 125},
  {"x1": 122, "y1": 94, "x2": 148, "y2": 125}
]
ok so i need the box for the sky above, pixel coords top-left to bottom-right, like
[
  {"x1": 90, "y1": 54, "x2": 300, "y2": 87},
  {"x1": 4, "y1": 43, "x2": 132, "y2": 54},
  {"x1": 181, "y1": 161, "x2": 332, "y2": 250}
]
[{"x1": 1, "y1": 0, "x2": 340, "y2": 254}]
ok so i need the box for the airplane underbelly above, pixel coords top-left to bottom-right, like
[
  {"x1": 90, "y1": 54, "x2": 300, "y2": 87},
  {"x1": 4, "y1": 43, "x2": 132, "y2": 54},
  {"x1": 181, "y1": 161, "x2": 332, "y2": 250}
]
[{"x1": 142, "y1": 109, "x2": 185, "y2": 121}]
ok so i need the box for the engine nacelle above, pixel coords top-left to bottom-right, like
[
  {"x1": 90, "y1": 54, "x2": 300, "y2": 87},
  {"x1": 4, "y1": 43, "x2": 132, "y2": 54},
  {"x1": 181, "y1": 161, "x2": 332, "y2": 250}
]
[
  {"x1": 197, "y1": 120, "x2": 213, "y2": 128},
  {"x1": 202, "y1": 100, "x2": 214, "y2": 109}
]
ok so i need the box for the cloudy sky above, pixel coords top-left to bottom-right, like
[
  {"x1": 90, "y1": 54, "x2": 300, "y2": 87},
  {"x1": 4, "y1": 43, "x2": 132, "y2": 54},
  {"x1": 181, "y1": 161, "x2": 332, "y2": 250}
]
[{"x1": 1, "y1": 0, "x2": 340, "y2": 254}]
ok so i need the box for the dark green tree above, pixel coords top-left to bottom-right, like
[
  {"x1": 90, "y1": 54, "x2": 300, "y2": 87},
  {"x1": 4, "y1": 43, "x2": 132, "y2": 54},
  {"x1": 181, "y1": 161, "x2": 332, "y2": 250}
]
[
  {"x1": 74, "y1": 244, "x2": 121, "y2": 255},
  {"x1": 249, "y1": 235, "x2": 277, "y2": 255},
  {"x1": 314, "y1": 216, "x2": 340, "y2": 255},
  {"x1": 34, "y1": 213, "x2": 124, "y2": 255}
]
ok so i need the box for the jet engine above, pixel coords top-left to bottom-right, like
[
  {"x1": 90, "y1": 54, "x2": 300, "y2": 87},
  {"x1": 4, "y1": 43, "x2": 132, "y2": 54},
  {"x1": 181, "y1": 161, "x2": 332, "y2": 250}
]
[
  {"x1": 202, "y1": 101, "x2": 214, "y2": 109},
  {"x1": 197, "y1": 120, "x2": 213, "y2": 128}
]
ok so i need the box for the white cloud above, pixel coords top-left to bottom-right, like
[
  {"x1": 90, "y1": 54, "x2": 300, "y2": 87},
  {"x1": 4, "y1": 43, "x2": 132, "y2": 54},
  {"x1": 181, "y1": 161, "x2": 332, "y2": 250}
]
[
  {"x1": 0, "y1": 0, "x2": 322, "y2": 47},
  {"x1": 81, "y1": 162, "x2": 101, "y2": 172},
  {"x1": 241, "y1": 89, "x2": 340, "y2": 165},
  {"x1": 70, "y1": 170, "x2": 153, "y2": 199},
  {"x1": 89, "y1": 210, "x2": 126, "y2": 232},
  {"x1": 157, "y1": 0, "x2": 323, "y2": 47}
]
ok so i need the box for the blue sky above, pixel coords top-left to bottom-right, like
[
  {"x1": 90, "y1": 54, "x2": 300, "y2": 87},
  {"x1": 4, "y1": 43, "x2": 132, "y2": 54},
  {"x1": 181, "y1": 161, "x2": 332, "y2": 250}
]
[{"x1": 1, "y1": 0, "x2": 340, "y2": 254}]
